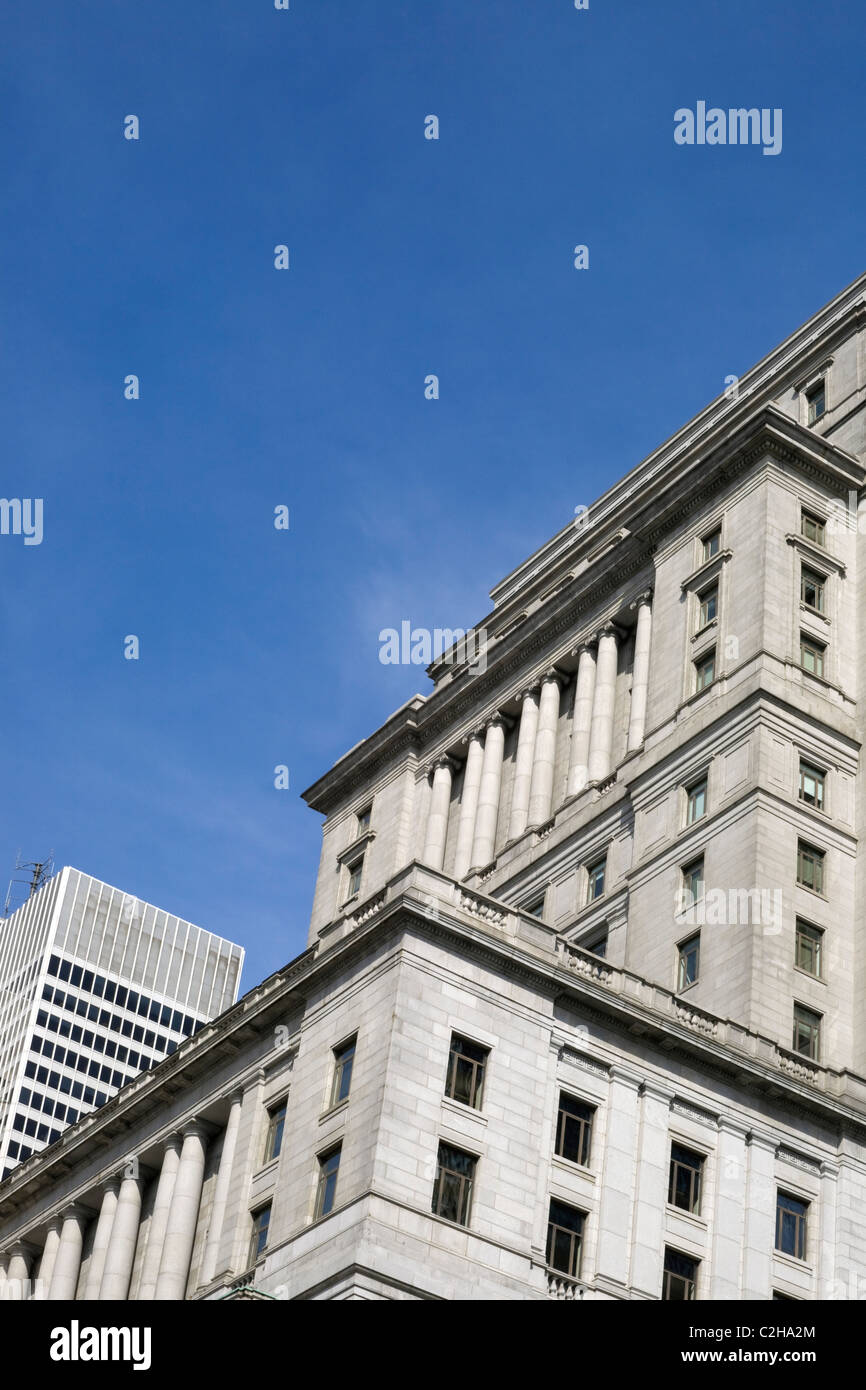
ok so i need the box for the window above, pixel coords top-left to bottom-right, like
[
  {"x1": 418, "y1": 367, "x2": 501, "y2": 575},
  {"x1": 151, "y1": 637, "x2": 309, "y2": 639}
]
[
  {"x1": 702, "y1": 529, "x2": 721, "y2": 562},
  {"x1": 694, "y1": 650, "x2": 715, "y2": 692},
  {"x1": 698, "y1": 586, "x2": 717, "y2": 629},
  {"x1": 800, "y1": 634, "x2": 825, "y2": 679},
  {"x1": 801, "y1": 510, "x2": 825, "y2": 547},
  {"x1": 800, "y1": 567, "x2": 825, "y2": 614},
  {"x1": 663, "y1": 1248, "x2": 698, "y2": 1300},
  {"x1": 587, "y1": 858, "x2": 606, "y2": 902},
  {"x1": 677, "y1": 934, "x2": 700, "y2": 991},
  {"x1": 330, "y1": 1037, "x2": 356, "y2": 1108},
  {"x1": 773, "y1": 1290, "x2": 799, "y2": 1301},
  {"x1": 582, "y1": 927, "x2": 608, "y2": 959},
  {"x1": 797, "y1": 841, "x2": 825, "y2": 895},
  {"x1": 525, "y1": 894, "x2": 546, "y2": 919},
  {"x1": 776, "y1": 1191, "x2": 808, "y2": 1260},
  {"x1": 356, "y1": 805, "x2": 372, "y2": 834},
  {"x1": 686, "y1": 778, "x2": 707, "y2": 825},
  {"x1": 546, "y1": 1199, "x2": 585, "y2": 1280},
  {"x1": 432, "y1": 1142, "x2": 475, "y2": 1226},
  {"x1": 345, "y1": 856, "x2": 364, "y2": 899},
  {"x1": 263, "y1": 1099, "x2": 287, "y2": 1163},
  {"x1": 555, "y1": 1092, "x2": 595, "y2": 1167},
  {"x1": 793, "y1": 1004, "x2": 821, "y2": 1061},
  {"x1": 682, "y1": 859, "x2": 704, "y2": 906},
  {"x1": 248, "y1": 1204, "x2": 271, "y2": 1266},
  {"x1": 445, "y1": 1033, "x2": 488, "y2": 1110},
  {"x1": 798, "y1": 760, "x2": 824, "y2": 811},
  {"x1": 668, "y1": 1143, "x2": 704, "y2": 1214},
  {"x1": 795, "y1": 920, "x2": 823, "y2": 978},
  {"x1": 806, "y1": 381, "x2": 826, "y2": 425},
  {"x1": 315, "y1": 1145, "x2": 342, "y2": 1219}
]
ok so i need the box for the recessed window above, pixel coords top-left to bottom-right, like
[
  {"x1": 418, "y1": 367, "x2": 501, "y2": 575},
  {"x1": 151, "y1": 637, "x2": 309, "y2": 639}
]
[
  {"x1": 555, "y1": 1092, "x2": 595, "y2": 1167},
  {"x1": 345, "y1": 855, "x2": 364, "y2": 900},
  {"x1": 800, "y1": 634, "x2": 826, "y2": 679},
  {"x1": 701, "y1": 529, "x2": 721, "y2": 562},
  {"x1": 587, "y1": 858, "x2": 606, "y2": 902},
  {"x1": 432, "y1": 1142, "x2": 475, "y2": 1226},
  {"x1": 263, "y1": 1100, "x2": 287, "y2": 1164},
  {"x1": 686, "y1": 778, "x2": 707, "y2": 825},
  {"x1": 330, "y1": 1036, "x2": 356, "y2": 1108},
  {"x1": 797, "y1": 841, "x2": 825, "y2": 895},
  {"x1": 248, "y1": 1203, "x2": 271, "y2": 1266},
  {"x1": 801, "y1": 510, "x2": 825, "y2": 547},
  {"x1": 546, "y1": 1199, "x2": 585, "y2": 1280},
  {"x1": 581, "y1": 927, "x2": 608, "y2": 959},
  {"x1": 682, "y1": 859, "x2": 704, "y2": 906},
  {"x1": 694, "y1": 650, "x2": 715, "y2": 692},
  {"x1": 795, "y1": 920, "x2": 823, "y2": 978},
  {"x1": 806, "y1": 381, "x2": 826, "y2": 425},
  {"x1": 698, "y1": 586, "x2": 717, "y2": 629},
  {"x1": 445, "y1": 1033, "x2": 488, "y2": 1110},
  {"x1": 525, "y1": 894, "x2": 546, "y2": 919},
  {"x1": 677, "y1": 933, "x2": 700, "y2": 991},
  {"x1": 356, "y1": 806, "x2": 372, "y2": 834},
  {"x1": 776, "y1": 1190, "x2": 808, "y2": 1260},
  {"x1": 798, "y1": 760, "x2": 824, "y2": 811},
  {"x1": 773, "y1": 1290, "x2": 799, "y2": 1301},
  {"x1": 800, "y1": 567, "x2": 825, "y2": 614},
  {"x1": 793, "y1": 1004, "x2": 821, "y2": 1061},
  {"x1": 315, "y1": 1145, "x2": 342, "y2": 1219},
  {"x1": 663, "y1": 1247, "x2": 698, "y2": 1300},
  {"x1": 668, "y1": 1143, "x2": 704, "y2": 1214}
]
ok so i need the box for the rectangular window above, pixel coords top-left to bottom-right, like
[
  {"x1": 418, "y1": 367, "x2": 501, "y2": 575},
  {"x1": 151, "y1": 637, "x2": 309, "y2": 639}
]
[
  {"x1": 525, "y1": 894, "x2": 546, "y2": 919},
  {"x1": 668, "y1": 1143, "x2": 704, "y2": 1214},
  {"x1": 801, "y1": 510, "x2": 825, "y2": 547},
  {"x1": 546, "y1": 1199, "x2": 585, "y2": 1280},
  {"x1": 800, "y1": 634, "x2": 825, "y2": 679},
  {"x1": 587, "y1": 858, "x2": 606, "y2": 902},
  {"x1": 330, "y1": 1037, "x2": 356, "y2": 1108},
  {"x1": 345, "y1": 856, "x2": 364, "y2": 899},
  {"x1": 776, "y1": 1191, "x2": 808, "y2": 1260},
  {"x1": 263, "y1": 1099, "x2": 287, "y2": 1163},
  {"x1": 677, "y1": 934, "x2": 700, "y2": 991},
  {"x1": 797, "y1": 841, "x2": 825, "y2": 895},
  {"x1": 682, "y1": 859, "x2": 704, "y2": 906},
  {"x1": 698, "y1": 586, "x2": 717, "y2": 629},
  {"x1": 445, "y1": 1033, "x2": 488, "y2": 1110},
  {"x1": 694, "y1": 650, "x2": 715, "y2": 692},
  {"x1": 795, "y1": 920, "x2": 823, "y2": 978},
  {"x1": 663, "y1": 1248, "x2": 699, "y2": 1300},
  {"x1": 356, "y1": 806, "x2": 372, "y2": 833},
  {"x1": 315, "y1": 1145, "x2": 342, "y2": 1219},
  {"x1": 248, "y1": 1203, "x2": 271, "y2": 1266},
  {"x1": 432, "y1": 1142, "x2": 476, "y2": 1226},
  {"x1": 806, "y1": 382, "x2": 826, "y2": 425},
  {"x1": 701, "y1": 529, "x2": 721, "y2": 562},
  {"x1": 793, "y1": 1004, "x2": 821, "y2": 1061},
  {"x1": 582, "y1": 928, "x2": 608, "y2": 959},
  {"x1": 798, "y1": 760, "x2": 824, "y2": 811},
  {"x1": 555, "y1": 1092, "x2": 595, "y2": 1167},
  {"x1": 800, "y1": 567, "x2": 825, "y2": 614},
  {"x1": 686, "y1": 779, "x2": 707, "y2": 825}
]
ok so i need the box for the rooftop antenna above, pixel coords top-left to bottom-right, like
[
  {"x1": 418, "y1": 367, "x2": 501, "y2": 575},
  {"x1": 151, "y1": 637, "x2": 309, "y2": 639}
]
[{"x1": 2, "y1": 851, "x2": 54, "y2": 917}]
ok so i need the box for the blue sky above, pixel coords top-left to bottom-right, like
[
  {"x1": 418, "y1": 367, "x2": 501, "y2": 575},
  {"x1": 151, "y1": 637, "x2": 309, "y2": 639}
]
[{"x1": 1, "y1": 0, "x2": 863, "y2": 993}]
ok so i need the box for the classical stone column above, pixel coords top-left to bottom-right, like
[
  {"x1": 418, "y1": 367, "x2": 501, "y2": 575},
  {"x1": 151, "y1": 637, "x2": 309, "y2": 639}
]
[
  {"x1": 35, "y1": 1219, "x2": 62, "y2": 1299},
  {"x1": 83, "y1": 1178, "x2": 119, "y2": 1300},
  {"x1": 710, "y1": 1118, "x2": 749, "y2": 1298},
  {"x1": 567, "y1": 642, "x2": 597, "y2": 797},
  {"x1": 153, "y1": 1122, "x2": 209, "y2": 1301},
  {"x1": 507, "y1": 685, "x2": 540, "y2": 841},
  {"x1": 527, "y1": 671, "x2": 565, "y2": 827},
  {"x1": 626, "y1": 592, "x2": 653, "y2": 753},
  {"x1": 453, "y1": 731, "x2": 485, "y2": 880},
  {"x1": 48, "y1": 1205, "x2": 90, "y2": 1301},
  {"x1": 99, "y1": 1171, "x2": 143, "y2": 1300},
  {"x1": 422, "y1": 757, "x2": 456, "y2": 872},
  {"x1": 199, "y1": 1092, "x2": 244, "y2": 1287},
  {"x1": 587, "y1": 624, "x2": 620, "y2": 784},
  {"x1": 470, "y1": 714, "x2": 508, "y2": 870},
  {"x1": 742, "y1": 1132, "x2": 777, "y2": 1299},
  {"x1": 137, "y1": 1135, "x2": 182, "y2": 1300},
  {"x1": 6, "y1": 1242, "x2": 33, "y2": 1300}
]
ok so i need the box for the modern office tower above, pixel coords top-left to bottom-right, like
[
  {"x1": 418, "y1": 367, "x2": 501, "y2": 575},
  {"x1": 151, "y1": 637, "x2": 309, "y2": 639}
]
[
  {"x1": 0, "y1": 866, "x2": 244, "y2": 1180},
  {"x1": 2, "y1": 276, "x2": 866, "y2": 1301}
]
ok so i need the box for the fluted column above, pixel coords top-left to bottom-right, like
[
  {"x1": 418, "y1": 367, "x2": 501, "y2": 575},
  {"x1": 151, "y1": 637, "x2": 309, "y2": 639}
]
[
  {"x1": 99, "y1": 1171, "x2": 143, "y2": 1300},
  {"x1": 6, "y1": 1242, "x2": 33, "y2": 1300},
  {"x1": 422, "y1": 757, "x2": 456, "y2": 872},
  {"x1": 34, "y1": 1219, "x2": 62, "y2": 1299},
  {"x1": 200, "y1": 1092, "x2": 243, "y2": 1287},
  {"x1": 153, "y1": 1122, "x2": 208, "y2": 1301},
  {"x1": 137, "y1": 1135, "x2": 181, "y2": 1301},
  {"x1": 83, "y1": 1178, "x2": 119, "y2": 1299},
  {"x1": 507, "y1": 685, "x2": 540, "y2": 841},
  {"x1": 587, "y1": 624, "x2": 620, "y2": 784},
  {"x1": 527, "y1": 671, "x2": 565, "y2": 827},
  {"x1": 453, "y1": 730, "x2": 485, "y2": 879},
  {"x1": 627, "y1": 591, "x2": 653, "y2": 752},
  {"x1": 48, "y1": 1205, "x2": 89, "y2": 1300},
  {"x1": 567, "y1": 642, "x2": 597, "y2": 796},
  {"x1": 470, "y1": 714, "x2": 508, "y2": 870}
]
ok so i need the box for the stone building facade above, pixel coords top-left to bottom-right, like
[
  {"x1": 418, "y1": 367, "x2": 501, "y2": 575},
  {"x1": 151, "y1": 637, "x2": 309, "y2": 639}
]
[{"x1": 2, "y1": 275, "x2": 866, "y2": 1301}]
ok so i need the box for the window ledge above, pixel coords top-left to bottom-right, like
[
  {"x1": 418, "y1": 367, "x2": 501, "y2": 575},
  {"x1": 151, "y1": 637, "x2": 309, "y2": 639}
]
[
  {"x1": 665, "y1": 1204, "x2": 708, "y2": 1231},
  {"x1": 251, "y1": 1157, "x2": 280, "y2": 1181},
  {"x1": 772, "y1": 1249, "x2": 813, "y2": 1274},
  {"x1": 551, "y1": 1154, "x2": 595, "y2": 1182},
  {"x1": 680, "y1": 549, "x2": 732, "y2": 592},
  {"x1": 799, "y1": 603, "x2": 830, "y2": 626},
  {"x1": 793, "y1": 966, "x2": 826, "y2": 987},
  {"x1": 319, "y1": 1098, "x2": 349, "y2": 1125},
  {"x1": 786, "y1": 533, "x2": 845, "y2": 576},
  {"x1": 441, "y1": 1095, "x2": 488, "y2": 1126},
  {"x1": 336, "y1": 830, "x2": 376, "y2": 866},
  {"x1": 691, "y1": 619, "x2": 718, "y2": 643}
]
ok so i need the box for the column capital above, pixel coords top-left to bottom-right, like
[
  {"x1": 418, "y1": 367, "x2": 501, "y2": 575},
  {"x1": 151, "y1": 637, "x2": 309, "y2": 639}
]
[
  {"x1": 518, "y1": 681, "x2": 541, "y2": 701},
  {"x1": 596, "y1": 620, "x2": 626, "y2": 644},
  {"x1": 101, "y1": 1176, "x2": 121, "y2": 1197},
  {"x1": 630, "y1": 589, "x2": 653, "y2": 612},
  {"x1": 639, "y1": 1079, "x2": 674, "y2": 1105},
  {"x1": 427, "y1": 754, "x2": 457, "y2": 779},
  {"x1": 44, "y1": 1216, "x2": 63, "y2": 1237},
  {"x1": 483, "y1": 710, "x2": 512, "y2": 733},
  {"x1": 59, "y1": 1203, "x2": 90, "y2": 1224},
  {"x1": 571, "y1": 637, "x2": 598, "y2": 658},
  {"x1": 162, "y1": 1132, "x2": 183, "y2": 1155},
  {"x1": 539, "y1": 666, "x2": 568, "y2": 688},
  {"x1": 608, "y1": 1064, "x2": 644, "y2": 1092},
  {"x1": 746, "y1": 1130, "x2": 778, "y2": 1154},
  {"x1": 461, "y1": 725, "x2": 486, "y2": 748},
  {"x1": 227, "y1": 1088, "x2": 245, "y2": 1108},
  {"x1": 180, "y1": 1119, "x2": 209, "y2": 1142},
  {"x1": 716, "y1": 1115, "x2": 750, "y2": 1140}
]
